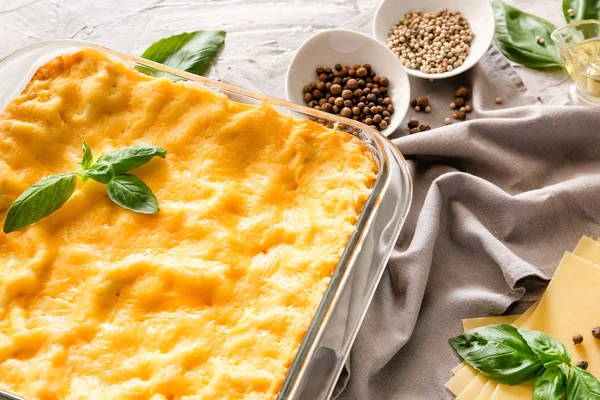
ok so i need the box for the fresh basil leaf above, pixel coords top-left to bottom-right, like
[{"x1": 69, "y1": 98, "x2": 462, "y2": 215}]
[
  {"x1": 566, "y1": 366, "x2": 600, "y2": 399},
  {"x1": 563, "y1": 0, "x2": 600, "y2": 21},
  {"x1": 449, "y1": 324, "x2": 543, "y2": 385},
  {"x1": 97, "y1": 145, "x2": 167, "y2": 174},
  {"x1": 106, "y1": 173, "x2": 159, "y2": 214},
  {"x1": 141, "y1": 30, "x2": 226, "y2": 76},
  {"x1": 81, "y1": 161, "x2": 115, "y2": 184},
  {"x1": 492, "y1": 0, "x2": 564, "y2": 69},
  {"x1": 533, "y1": 367, "x2": 566, "y2": 400},
  {"x1": 3, "y1": 173, "x2": 78, "y2": 233},
  {"x1": 81, "y1": 141, "x2": 93, "y2": 170},
  {"x1": 518, "y1": 328, "x2": 571, "y2": 365}
]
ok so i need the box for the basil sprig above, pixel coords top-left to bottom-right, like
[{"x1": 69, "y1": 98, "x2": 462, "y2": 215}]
[
  {"x1": 140, "y1": 30, "x2": 226, "y2": 76},
  {"x1": 2, "y1": 142, "x2": 167, "y2": 233},
  {"x1": 563, "y1": 0, "x2": 600, "y2": 22},
  {"x1": 450, "y1": 324, "x2": 600, "y2": 400},
  {"x1": 449, "y1": 324, "x2": 543, "y2": 385},
  {"x1": 492, "y1": 0, "x2": 564, "y2": 69}
]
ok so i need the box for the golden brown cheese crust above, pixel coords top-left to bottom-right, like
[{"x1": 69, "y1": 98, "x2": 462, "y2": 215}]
[{"x1": 0, "y1": 49, "x2": 377, "y2": 399}]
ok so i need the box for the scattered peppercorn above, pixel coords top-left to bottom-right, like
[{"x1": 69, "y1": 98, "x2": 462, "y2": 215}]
[
  {"x1": 573, "y1": 333, "x2": 584, "y2": 345},
  {"x1": 458, "y1": 111, "x2": 466, "y2": 121},
  {"x1": 417, "y1": 96, "x2": 429, "y2": 108},
  {"x1": 425, "y1": 106, "x2": 431, "y2": 113},
  {"x1": 387, "y1": 9, "x2": 474, "y2": 74},
  {"x1": 459, "y1": 106, "x2": 466, "y2": 113},
  {"x1": 449, "y1": 102, "x2": 456, "y2": 109},
  {"x1": 419, "y1": 123, "x2": 431, "y2": 131},
  {"x1": 409, "y1": 127, "x2": 421, "y2": 134},
  {"x1": 410, "y1": 98, "x2": 417, "y2": 107},
  {"x1": 456, "y1": 86, "x2": 469, "y2": 98},
  {"x1": 302, "y1": 64, "x2": 394, "y2": 131},
  {"x1": 537, "y1": 95, "x2": 542, "y2": 102},
  {"x1": 454, "y1": 97, "x2": 465, "y2": 107},
  {"x1": 465, "y1": 104, "x2": 472, "y2": 112},
  {"x1": 592, "y1": 326, "x2": 600, "y2": 339},
  {"x1": 452, "y1": 112, "x2": 459, "y2": 119},
  {"x1": 415, "y1": 106, "x2": 421, "y2": 112},
  {"x1": 444, "y1": 117, "x2": 451, "y2": 124},
  {"x1": 495, "y1": 97, "x2": 503, "y2": 104},
  {"x1": 576, "y1": 360, "x2": 589, "y2": 370},
  {"x1": 408, "y1": 118, "x2": 420, "y2": 129}
]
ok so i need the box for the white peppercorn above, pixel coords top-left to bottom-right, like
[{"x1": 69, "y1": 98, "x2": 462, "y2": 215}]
[{"x1": 387, "y1": 9, "x2": 474, "y2": 74}]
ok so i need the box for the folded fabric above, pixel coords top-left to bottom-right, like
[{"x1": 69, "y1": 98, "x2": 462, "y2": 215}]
[{"x1": 340, "y1": 103, "x2": 600, "y2": 399}]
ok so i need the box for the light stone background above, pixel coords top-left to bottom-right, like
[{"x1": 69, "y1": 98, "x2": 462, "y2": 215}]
[{"x1": 0, "y1": 0, "x2": 571, "y2": 105}]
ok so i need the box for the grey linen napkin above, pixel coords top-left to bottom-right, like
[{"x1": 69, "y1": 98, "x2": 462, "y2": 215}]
[{"x1": 222, "y1": 6, "x2": 600, "y2": 400}]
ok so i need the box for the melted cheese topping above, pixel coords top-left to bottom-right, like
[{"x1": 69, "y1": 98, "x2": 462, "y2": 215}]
[{"x1": 0, "y1": 49, "x2": 376, "y2": 399}]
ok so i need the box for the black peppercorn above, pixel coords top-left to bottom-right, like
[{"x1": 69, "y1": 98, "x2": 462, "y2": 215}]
[
  {"x1": 342, "y1": 89, "x2": 353, "y2": 100},
  {"x1": 417, "y1": 96, "x2": 429, "y2": 108},
  {"x1": 408, "y1": 118, "x2": 419, "y2": 129},
  {"x1": 321, "y1": 103, "x2": 333, "y2": 112},
  {"x1": 573, "y1": 333, "x2": 584, "y2": 345},
  {"x1": 419, "y1": 123, "x2": 431, "y2": 131},
  {"x1": 356, "y1": 67, "x2": 368, "y2": 78},
  {"x1": 364, "y1": 117, "x2": 374, "y2": 125},
  {"x1": 593, "y1": 327, "x2": 600, "y2": 339},
  {"x1": 303, "y1": 93, "x2": 312, "y2": 103},
  {"x1": 456, "y1": 86, "x2": 469, "y2": 98},
  {"x1": 379, "y1": 120, "x2": 388, "y2": 130},
  {"x1": 340, "y1": 107, "x2": 353, "y2": 118},
  {"x1": 343, "y1": 99, "x2": 352, "y2": 107},
  {"x1": 380, "y1": 77, "x2": 389, "y2": 87},
  {"x1": 576, "y1": 360, "x2": 589, "y2": 370},
  {"x1": 330, "y1": 84, "x2": 342, "y2": 96}
]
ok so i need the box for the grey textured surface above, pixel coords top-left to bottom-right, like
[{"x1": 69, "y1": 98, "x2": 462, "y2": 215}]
[{"x1": 0, "y1": 0, "x2": 570, "y2": 104}]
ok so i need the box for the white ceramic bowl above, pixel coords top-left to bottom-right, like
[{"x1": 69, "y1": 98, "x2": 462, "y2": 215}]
[
  {"x1": 285, "y1": 29, "x2": 410, "y2": 137},
  {"x1": 373, "y1": 0, "x2": 495, "y2": 79}
]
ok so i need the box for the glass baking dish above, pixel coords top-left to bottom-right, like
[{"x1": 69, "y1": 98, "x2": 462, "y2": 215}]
[{"x1": 0, "y1": 40, "x2": 412, "y2": 400}]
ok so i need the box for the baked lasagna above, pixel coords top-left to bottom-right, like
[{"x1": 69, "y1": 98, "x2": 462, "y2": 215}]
[{"x1": 0, "y1": 49, "x2": 377, "y2": 399}]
